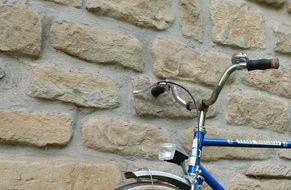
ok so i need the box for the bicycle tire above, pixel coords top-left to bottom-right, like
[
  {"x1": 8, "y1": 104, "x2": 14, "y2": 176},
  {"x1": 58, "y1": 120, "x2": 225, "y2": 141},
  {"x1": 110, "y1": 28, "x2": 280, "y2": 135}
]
[{"x1": 116, "y1": 182, "x2": 180, "y2": 190}]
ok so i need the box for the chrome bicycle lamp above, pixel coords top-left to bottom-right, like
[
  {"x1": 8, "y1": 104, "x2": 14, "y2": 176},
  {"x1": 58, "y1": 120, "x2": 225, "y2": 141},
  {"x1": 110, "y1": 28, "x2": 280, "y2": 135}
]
[{"x1": 158, "y1": 143, "x2": 176, "y2": 161}]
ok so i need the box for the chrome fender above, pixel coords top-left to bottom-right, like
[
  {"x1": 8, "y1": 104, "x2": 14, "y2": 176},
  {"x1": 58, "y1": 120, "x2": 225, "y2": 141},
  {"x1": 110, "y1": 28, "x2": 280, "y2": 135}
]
[{"x1": 124, "y1": 170, "x2": 191, "y2": 190}]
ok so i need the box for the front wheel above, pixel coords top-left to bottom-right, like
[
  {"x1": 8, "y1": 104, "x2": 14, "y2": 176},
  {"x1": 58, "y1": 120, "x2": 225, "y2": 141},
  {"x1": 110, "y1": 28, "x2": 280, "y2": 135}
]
[{"x1": 116, "y1": 182, "x2": 180, "y2": 190}]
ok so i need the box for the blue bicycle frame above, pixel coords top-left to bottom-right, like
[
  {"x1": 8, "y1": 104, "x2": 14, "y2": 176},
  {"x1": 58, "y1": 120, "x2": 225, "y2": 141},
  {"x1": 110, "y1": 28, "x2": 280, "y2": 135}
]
[{"x1": 188, "y1": 110, "x2": 291, "y2": 190}]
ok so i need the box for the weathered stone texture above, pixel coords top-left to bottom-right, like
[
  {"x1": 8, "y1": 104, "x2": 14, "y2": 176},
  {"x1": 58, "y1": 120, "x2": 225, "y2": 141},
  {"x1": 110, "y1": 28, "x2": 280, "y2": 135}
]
[
  {"x1": 0, "y1": 110, "x2": 72, "y2": 147},
  {"x1": 279, "y1": 149, "x2": 291, "y2": 160},
  {"x1": 227, "y1": 175, "x2": 291, "y2": 190},
  {"x1": 0, "y1": 4, "x2": 41, "y2": 57},
  {"x1": 151, "y1": 39, "x2": 232, "y2": 87},
  {"x1": 184, "y1": 126, "x2": 273, "y2": 161},
  {"x1": 0, "y1": 67, "x2": 5, "y2": 79},
  {"x1": 274, "y1": 23, "x2": 291, "y2": 54},
  {"x1": 252, "y1": 0, "x2": 285, "y2": 7},
  {"x1": 241, "y1": 67, "x2": 291, "y2": 99},
  {"x1": 180, "y1": 0, "x2": 202, "y2": 42},
  {"x1": 50, "y1": 21, "x2": 143, "y2": 72},
  {"x1": 86, "y1": 0, "x2": 173, "y2": 30},
  {"x1": 211, "y1": 0, "x2": 266, "y2": 49},
  {"x1": 0, "y1": 160, "x2": 121, "y2": 190},
  {"x1": 132, "y1": 75, "x2": 216, "y2": 118},
  {"x1": 226, "y1": 90, "x2": 289, "y2": 133},
  {"x1": 82, "y1": 117, "x2": 169, "y2": 159},
  {"x1": 45, "y1": 0, "x2": 82, "y2": 8},
  {"x1": 28, "y1": 66, "x2": 120, "y2": 109},
  {"x1": 246, "y1": 162, "x2": 291, "y2": 179}
]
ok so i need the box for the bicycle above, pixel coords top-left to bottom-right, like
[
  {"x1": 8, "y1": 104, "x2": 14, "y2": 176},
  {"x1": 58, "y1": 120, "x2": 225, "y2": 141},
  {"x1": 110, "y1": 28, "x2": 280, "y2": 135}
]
[{"x1": 115, "y1": 53, "x2": 291, "y2": 190}]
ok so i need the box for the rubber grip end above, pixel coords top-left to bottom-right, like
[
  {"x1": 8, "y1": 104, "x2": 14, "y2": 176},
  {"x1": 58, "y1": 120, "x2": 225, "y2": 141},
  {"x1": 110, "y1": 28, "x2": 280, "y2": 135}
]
[
  {"x1": 151, "y1": 85, "x2": 165, "y2": 97},
  {"x1": 271, "y1": 58, "x2": 280, "y2": 69}
]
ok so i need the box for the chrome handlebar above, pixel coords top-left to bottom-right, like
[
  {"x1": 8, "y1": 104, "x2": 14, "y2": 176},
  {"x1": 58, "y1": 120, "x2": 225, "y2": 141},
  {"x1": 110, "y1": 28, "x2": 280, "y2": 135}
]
[{"x1": 133, "y1": 53, "x2": 262, "y2": 111}]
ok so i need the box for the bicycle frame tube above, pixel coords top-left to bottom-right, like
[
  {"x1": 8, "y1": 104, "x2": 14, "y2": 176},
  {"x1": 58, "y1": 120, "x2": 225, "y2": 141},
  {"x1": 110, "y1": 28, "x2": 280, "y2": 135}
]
[
  {"x1": 188, "y1": 110, "x2": 215, "y2": 190},
  {"x1": 188, "y1": 110, "x2": 206, "y2": 175},
  {"x1": 200, "y1": 165, "x2": 224, "y2": 190},
  {"x1": 203, "y1": 138, "x2": 291, "y2": 148},
  {"x1": 187, "y1": 130, "x2": 204, "y2": 175}
]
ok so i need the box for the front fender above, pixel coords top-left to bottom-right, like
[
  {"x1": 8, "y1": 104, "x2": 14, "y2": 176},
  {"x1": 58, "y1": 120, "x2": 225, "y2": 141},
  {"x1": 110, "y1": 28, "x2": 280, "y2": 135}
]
[{"x1": 124, "y1": 170, "x2": 191, "y2": 190}]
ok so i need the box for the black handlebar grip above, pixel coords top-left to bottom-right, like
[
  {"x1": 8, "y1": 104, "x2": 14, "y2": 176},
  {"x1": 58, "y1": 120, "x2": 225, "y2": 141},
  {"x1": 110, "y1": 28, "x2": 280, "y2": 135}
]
[
  {"x1": 247, "y1": 58, "x2": 279, "y2": 71},
  {"x1": 151, "y1": 85, "x2": 166, "y2": 97}
]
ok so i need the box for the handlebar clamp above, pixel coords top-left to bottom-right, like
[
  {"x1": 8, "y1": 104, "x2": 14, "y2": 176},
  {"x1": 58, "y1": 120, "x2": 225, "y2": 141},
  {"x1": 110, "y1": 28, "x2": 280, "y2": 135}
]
[{"x1": 231, "y1": 53, "x2": 249, "y2": 65}]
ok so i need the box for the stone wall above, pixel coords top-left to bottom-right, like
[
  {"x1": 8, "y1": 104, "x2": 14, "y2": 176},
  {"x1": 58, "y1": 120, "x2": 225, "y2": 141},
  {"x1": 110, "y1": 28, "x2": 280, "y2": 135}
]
[{"x1": 0, "y1": 0, "x2": 290, "y2": 189}]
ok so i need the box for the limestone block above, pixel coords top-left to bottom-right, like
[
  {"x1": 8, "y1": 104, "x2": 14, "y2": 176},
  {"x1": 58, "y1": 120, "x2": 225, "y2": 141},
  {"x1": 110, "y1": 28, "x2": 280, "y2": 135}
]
[
  {"x1": 82, "y1": 117, "x2": 169, "y2": 159},
  {"x1": 274, "y1": 23, "x2": 291, "y2": 54},
  {"x1": 0, "y1": 110, "x2": 72, "y2": 147},
  {"x1": 50, "y1": 21, "x2": 143, "y2": 72},
  {"x1": 151, "y1": 38, "x2": 232, "y2": 87},
  {"x1": 246, "y1": 161, "x2": 291, "y2": 179},
  {"x1": 225, "y1": 89, "x2": 288, "y2": 133},
  {"x1": 0, "y1": 4, "x2": 41, "y2": 57},
  {"x1": 180, "y1": 0, "x2": 203, "y2": 42},
  {"x1": 0, "y1": 160, "x2": 121, "y2": 190},
  {"x1": 279, "y1": 149, "x2": 291, "y2": 160},
  {"x1": 211, "y1": 0, "x2": 266, "y2": 49},
  {"x1": 86, "y1": 0, "x2": 173, "y2": 30},
  {"x1": 241, "y1": 66, "x2": 291, "y2": 99},
  {"x1": 28, "y1": 66, "x2": 120, "y2": 109}
]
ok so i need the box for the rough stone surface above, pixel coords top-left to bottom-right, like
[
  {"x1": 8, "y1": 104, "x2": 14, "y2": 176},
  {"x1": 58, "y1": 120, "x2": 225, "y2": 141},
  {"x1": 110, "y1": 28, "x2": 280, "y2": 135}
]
[
  {"x1": 0, "y1": 110, "x2": 72, "y2": 147},
  {"x1": 0, "y1": 0, "x2": 290, "y2": 187},
  {"x1": 132, "y1": 75, "x2": 216, "y2": 118},
  {"x1": 86, "y1": 0, "x2": 173, "y2": 30},
  {"x1": 0, "y1": 4, "x2": 41, "y2": 57},
  {"x1": 279, "y1": 150, "x2": 291, "y2": 160},
  {"x1": 50, "y1": 21, "x2": 143, "y2": 72},
  {"x1": 252, "y1": 0, "x2": 285, "y2": 7},
  {"x1": 28, "y1": 66, "x2": 120, "y2": 109},
  {"x1": 184, "y1": 126, "x2": 273, "y2": 161},
  {"x1": 82, "y1": 117, "x2": 169, "y2": 159},
  {"x1": 151, "y1": 39, "x2": 232, "y2": 87},
  {"x1": 0, "y1": 67, "x2": 5, "y2": 79},
  {"x1": 241, "y1": 68, "x2": 291, "y2": 99},
  {"x1": 45, "y1": 0, "x2": 82, "y2": 8},
  {"x1": 246, "y1": 162, "x2": 291, "y2": 179},
  {"x1": 179, "y1": 0, "x2": 202, "y2": 42},
  {"x1": 274, "y1": 23, "x2": 291, "y2": 54},
  {"x1": 0, "y1": 160, "x2": 121, "y2": 190},
  {"x1": 211, "y1": 0, "x2": 266, "y2": 49},
  {"x1": 227, "y1": 174, "x2": 291, "y2": 190},
  {"x1": 225, "y1": 89, "x2": 289, "y2": 133}
]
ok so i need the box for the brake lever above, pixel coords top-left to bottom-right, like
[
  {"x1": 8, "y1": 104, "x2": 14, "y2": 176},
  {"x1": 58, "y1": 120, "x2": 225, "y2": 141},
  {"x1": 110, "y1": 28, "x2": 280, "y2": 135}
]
[
  {"x1": 133, "y1": 80, "x2": 188, "y2": 108},
  {"x1": 171, "y1": 85, "x2": 187, "y2": 106}
]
